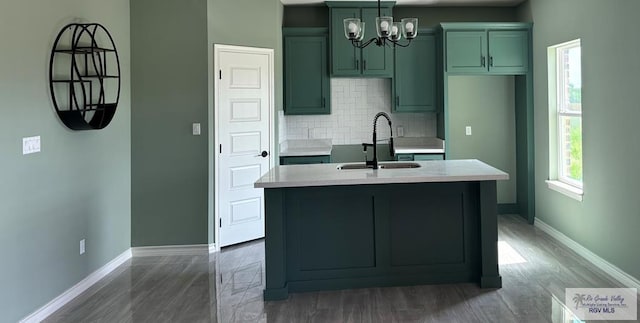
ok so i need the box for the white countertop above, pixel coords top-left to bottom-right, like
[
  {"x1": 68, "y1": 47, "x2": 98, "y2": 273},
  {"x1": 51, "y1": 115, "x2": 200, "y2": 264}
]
[
  {"x1": 279, "y1": 139, "x2": 332, "y2": 157},
  {"x1": 255, "y1": 159, "x2": 508, "y2": 188},
  {"x1": 393, "y1": 137, "x2": 445, "y2": 154}
]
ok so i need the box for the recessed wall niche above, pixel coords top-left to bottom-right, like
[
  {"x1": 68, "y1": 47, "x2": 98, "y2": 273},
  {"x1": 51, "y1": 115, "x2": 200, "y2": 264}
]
[{"x1": 49, "y1": 23, "x2": 121, "y2": 130}]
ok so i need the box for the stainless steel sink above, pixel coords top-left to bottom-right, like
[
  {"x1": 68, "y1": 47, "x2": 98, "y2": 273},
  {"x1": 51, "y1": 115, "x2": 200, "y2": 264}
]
[
  {"x1": 380, "y1": 162, "x2": 420, "y2": 169},
  {"x1": 337, "y1": 162, "x2": 421, "y2": 170},
  {"x1": 336, "y1": 163, "x2": 372, "y2": 170}
]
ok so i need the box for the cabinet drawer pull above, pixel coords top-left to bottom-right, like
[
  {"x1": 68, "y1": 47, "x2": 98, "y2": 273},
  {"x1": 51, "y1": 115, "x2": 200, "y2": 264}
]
[
  {"x1": 355, "y1": 59, "x2": 359, "y2": 70},
  {"x1": 363, "y1": 60, "x2": 367, "y2": 70}
]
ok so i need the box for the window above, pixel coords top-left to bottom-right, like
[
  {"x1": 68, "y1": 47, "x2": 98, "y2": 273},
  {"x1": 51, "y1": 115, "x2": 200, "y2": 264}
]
[{"x1": 547, "y1": 39, "x2": 583, "y2": 200}]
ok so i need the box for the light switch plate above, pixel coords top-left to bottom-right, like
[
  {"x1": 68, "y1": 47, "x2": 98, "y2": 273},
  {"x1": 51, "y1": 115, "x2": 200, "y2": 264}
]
[
  {"x1": 465, "y1": 126, "x2": 472, "y2": 136},
  {"x1": 80, "y1": 239, "x2": 85, "y2": 255},
  {"x1": 192, "y1": 123, "x2": 201, "y2": 136},
  {"x1": 23, "y1": 136, "x2": 41, "y2": 155}
]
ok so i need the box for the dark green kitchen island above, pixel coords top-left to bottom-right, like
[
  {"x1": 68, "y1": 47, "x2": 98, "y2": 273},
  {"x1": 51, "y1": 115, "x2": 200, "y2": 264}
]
[{"x1": 254, "y1": 159, "x2": 508, "y2": 300}]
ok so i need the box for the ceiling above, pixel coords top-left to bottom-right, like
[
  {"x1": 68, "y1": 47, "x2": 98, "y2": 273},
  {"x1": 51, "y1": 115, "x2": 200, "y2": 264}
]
[{"x1": 281, "y1": 0, "x2": 525, "y2": 6}]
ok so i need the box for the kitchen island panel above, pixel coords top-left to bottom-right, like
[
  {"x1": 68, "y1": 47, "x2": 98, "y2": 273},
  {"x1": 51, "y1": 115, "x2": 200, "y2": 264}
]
[
  {"x1": 389, "y1": 183, "x2": 471, "y2": 267},
  {"x1": 263, "y1": 180, "x2": 498, "y2": 300},
  {"x1": 287, "y1": 186, "x2": 376, "y2": 272}
]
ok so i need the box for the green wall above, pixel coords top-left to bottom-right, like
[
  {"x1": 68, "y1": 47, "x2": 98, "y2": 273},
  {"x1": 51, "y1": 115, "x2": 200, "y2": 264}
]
[
  {"x1": 284, "y1": 5, "x2": 517, "y2": 28},
  {"x1": 518, "y1": 0, "x2": 640, "y2": 279},
  {"x1": 131, "y1": 0, "x2": 283, "y2": 247},
  {"x1": 0, "y1": 1, "x2": 131, "y2": 321},
  {"x1": 447, "y1": 76, "x2": 517, "y2": 204},
  {"x1": 131, "y1": 0, "x2": 209, "y2": 246},
  {"x1": 394, "y1": 6, "x2": 517, "y2": 27},
  {"x1": 284, "y1": 5, "x2": 329, "y2": 27}
]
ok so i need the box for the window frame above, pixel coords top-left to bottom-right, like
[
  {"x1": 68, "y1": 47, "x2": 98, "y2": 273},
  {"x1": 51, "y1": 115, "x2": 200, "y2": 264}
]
[{"x1": 546, "y1": 39, "x2": 583, "y2": 201}]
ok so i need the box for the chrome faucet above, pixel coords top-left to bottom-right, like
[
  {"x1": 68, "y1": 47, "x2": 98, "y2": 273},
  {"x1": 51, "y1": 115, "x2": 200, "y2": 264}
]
[{"x1": 362, "y1": 112, "x2": 394, "y2": 169}]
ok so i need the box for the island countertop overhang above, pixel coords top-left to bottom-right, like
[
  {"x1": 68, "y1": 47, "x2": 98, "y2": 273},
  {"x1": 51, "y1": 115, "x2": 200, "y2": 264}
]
[{"x1": 255, "y1": 159, "x2": 509, "y2": 189}]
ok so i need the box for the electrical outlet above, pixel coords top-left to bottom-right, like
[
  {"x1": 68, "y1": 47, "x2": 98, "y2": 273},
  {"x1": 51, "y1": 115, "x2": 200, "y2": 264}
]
[
  {"x1": 465, "y1": 126, "x2": 472, "y2": 136},
  {"x1": 22, "y1": 136, "x2": 41, "y2": 155},
  {"x1": 80, "y1": 239, "x2": 85, "y2": 255},
  {"x1": 192, "y1": 123, "x2": 201, "y2": 136},
  {"x1": 397, "y1": 126, "x2": 405, "y2": 137}
]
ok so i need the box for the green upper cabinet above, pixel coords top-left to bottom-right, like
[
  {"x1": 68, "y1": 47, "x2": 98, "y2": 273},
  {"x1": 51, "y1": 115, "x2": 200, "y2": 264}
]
[
  {"x1": 330, "y1": 8, "x2": 360, "y2": 76},
  {"x1": 445, "y1": 31, "x2": 487, "y2": 73},
  {"x1": 442, "y1": 23, "x2": 530, "y2": 75},
  {"x1": 487, "y1": 30, "x2": 529, "y2": 74},
  {"x1": 327, "y1": 2, "x2": 394, "y2": 77},
  {"x1": 360, "y1": 7, "x2": 393, "y2": 76},
  {"x1": 284, "y1": 28, "x2": 330, "y2": 115},
  {"x1": 393, "y1": 29, "x2": 436, "y2": 112}
]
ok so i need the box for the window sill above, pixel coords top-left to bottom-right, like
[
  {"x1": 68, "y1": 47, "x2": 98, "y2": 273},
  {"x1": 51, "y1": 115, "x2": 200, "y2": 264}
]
[{"x1": 546, "y1": 180, "x2": 583, "y2": 201}]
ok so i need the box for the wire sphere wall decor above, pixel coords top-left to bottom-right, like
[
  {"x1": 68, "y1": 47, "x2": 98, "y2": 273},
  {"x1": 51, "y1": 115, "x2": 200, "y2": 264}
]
[{"x1": 49, "y1": 23, "x2": 121, "y2": 130}]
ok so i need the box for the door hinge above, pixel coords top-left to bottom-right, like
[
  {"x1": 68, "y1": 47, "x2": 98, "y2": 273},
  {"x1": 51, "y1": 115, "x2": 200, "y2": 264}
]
[
  {"x1": 219, "y1": 218, "x2": 222, "y2": 227},
  {"x1": 219, "y1": 70, "x2": 223, "y2": 80},
  {"x1": 219, "y1": 144, "x2": 222, "y2": 154}
]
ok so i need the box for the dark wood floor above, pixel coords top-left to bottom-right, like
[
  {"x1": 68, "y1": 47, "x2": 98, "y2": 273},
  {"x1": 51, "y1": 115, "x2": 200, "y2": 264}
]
[{"x1": 44, "y1": 215, "x2": 639, "y2": 322}]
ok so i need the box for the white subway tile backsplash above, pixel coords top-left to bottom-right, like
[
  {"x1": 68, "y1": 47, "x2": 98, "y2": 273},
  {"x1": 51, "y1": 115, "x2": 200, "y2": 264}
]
[{"x1": 282, "y1": 78, "x2": 436, "y2": 145}]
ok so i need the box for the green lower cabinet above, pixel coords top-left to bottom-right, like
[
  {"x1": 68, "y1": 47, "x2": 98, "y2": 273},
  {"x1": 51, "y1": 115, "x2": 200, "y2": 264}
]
[
  {"x1": 284, "y1": 28, "x2": 330, "y2": 115},
  {"x1": 280, "y1": 155, "x2": 331, "y2": 165},
  {"x1": 393, "y1": 29, "x2": 437, "y2": 113},
  {"x1": 414, "y1": 154, "x2": 444, "y2": 161},
  {"x1": 395, "y1": 153, "x2": 444, "y2": 161}
]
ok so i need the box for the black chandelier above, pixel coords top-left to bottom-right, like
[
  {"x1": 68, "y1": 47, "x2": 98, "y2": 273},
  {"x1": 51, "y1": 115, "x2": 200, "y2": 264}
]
[{"x1": 343, "y1": 0, "x2": 418, "y2": 48}]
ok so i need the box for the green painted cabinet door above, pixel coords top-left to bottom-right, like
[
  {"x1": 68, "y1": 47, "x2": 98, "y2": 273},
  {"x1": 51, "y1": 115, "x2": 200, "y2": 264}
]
[
  {"x1": 488, "y1": 30, "x2": 529, "y2": 74},
  {"x1": 280, "y1": 155, "x2": 331, "y2": 165},
  {"x1": 394, "y1": 32, "x2": 436, "y2": 112},
  {"x1": 395, "y1": 153, "x2": 444, "y2": 161},
  {"x1": 330, "y1": 8, "x2": 361, "y2": 76},
  {"x1": 284, "y1": 34, "x2": 330, "y2": 115},
  {"x1": 360, "y1": 8, "x2": 393, "y2": 77},
  {"x1": 413, "y1": 154, "x2": 444, "y2": 161},
  {"x1": 445, "y1": 31, "x2": 487, "y2": 73}
]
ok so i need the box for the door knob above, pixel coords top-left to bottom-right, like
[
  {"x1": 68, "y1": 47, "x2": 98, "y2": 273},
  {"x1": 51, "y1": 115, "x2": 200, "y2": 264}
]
[{"x1": 257, "y1": 150, "x2": 268, "y2": 158}]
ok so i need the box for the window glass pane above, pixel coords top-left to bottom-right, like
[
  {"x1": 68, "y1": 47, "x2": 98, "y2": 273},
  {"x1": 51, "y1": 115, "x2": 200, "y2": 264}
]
[
  {"x1": 558, "y1": 45, "x2": 581, "y2": 114},
  {"x1": 559, "y1": 115, "x2": 582, "y2": 182}
]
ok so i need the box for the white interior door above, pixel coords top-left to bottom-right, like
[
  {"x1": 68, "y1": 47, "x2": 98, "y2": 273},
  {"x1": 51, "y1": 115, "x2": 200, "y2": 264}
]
[{"x1": 215, "y1": 45, "x2": 273, "y2": 247}]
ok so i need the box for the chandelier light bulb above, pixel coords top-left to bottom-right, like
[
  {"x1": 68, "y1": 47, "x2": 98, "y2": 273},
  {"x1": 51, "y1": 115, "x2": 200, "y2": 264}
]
[
  {"x1": 348, "y1": 22, "x2": 358, "y2": 33},
  {"x1": 380, "y1": 20, "x2": 389, "y2": 32},
  {"x1": 405, "y1": 22, "x2": 414, "y2": 33}
]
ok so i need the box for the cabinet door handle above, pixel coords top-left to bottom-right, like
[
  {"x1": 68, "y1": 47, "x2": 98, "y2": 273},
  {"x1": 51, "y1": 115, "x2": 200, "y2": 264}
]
[
  {"x1": 489, "y1": 56, "x2": 494, "y2": 67},
  {"x1": 322, "y1": 97, "x2": 325, "y2": 107},
  {"x1": 363, "y1": 60, "x2": 367, "y2": 70},
  {"x1": 396, "y1": 96, "x2": 400, "y2": 105},
  {"x1": 481, "y1": 56, "x2": 486, "y2": 67},
  {"x1": 355, "y1": 59, "x2": 359, "y2": 70}
]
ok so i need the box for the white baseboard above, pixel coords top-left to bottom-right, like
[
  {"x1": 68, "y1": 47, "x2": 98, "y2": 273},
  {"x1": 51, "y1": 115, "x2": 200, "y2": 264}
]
[
  {"x1": 208, "y1": 243, "x2": 218, "y2": 253},
  {"x1": 20, "y1": 248, "x2": 132, "y2": 323},
  {"x1": 132, "y1": 243, "x2": 218, "y2": 257},
  {"x1": 534, "y1": 218, "x2": 640, "y2": 290}
]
